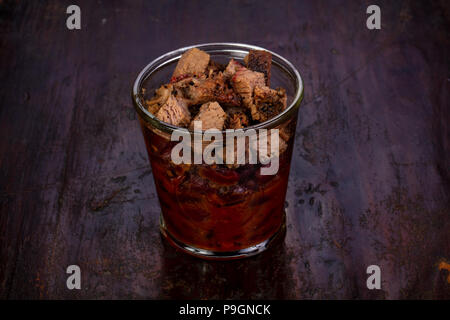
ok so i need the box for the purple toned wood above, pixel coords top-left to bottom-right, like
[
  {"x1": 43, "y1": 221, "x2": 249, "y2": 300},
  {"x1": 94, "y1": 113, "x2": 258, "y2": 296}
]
[{"x1": 0, "y1": 0, "x2": 449, "y2": 299}]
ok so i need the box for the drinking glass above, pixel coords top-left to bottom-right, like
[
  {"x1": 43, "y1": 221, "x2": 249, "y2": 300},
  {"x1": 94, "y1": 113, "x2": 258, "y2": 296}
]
[{"x1": 132, "y1": 43, "x2": 303, "y2": 259}]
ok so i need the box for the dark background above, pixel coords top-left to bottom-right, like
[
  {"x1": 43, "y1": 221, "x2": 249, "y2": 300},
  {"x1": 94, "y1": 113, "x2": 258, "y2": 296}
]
[{"x1": 0, "y1": 0, "x2": 449, "y2": 299}]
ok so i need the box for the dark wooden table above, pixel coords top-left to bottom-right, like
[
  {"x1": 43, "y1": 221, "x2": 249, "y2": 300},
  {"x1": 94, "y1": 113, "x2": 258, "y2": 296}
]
[{"x1": 0, "y1": 0, "x2": 449, "y2": 299}]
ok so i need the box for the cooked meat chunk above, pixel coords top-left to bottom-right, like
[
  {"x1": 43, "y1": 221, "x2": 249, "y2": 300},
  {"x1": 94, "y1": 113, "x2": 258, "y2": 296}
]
[
  {"x1": 178, "y1": 75, "x2": 241, "y2": 107},
  {"x1": 227, "y1": 113, "x2": 247, "y2": 129},
  {"x1": 189, "y1": 101, "x2": 227, "y2": 130},
  {"x1": 170, "y1": 74, "x2": 192, "y2": 84},
  {"x1": 223, "y1": 59, "x2": 244, "y2": 79},
  {"x1": 172, "y1": 48, "x2": 210, "y2": 78},
  {"x1": 144, "y1": 84, "x2": 172, "y2": 114},
  {"x1": 206, "y1": 60, "x2": 225, "y2": 79},
  {"x1": 145, "y1": 47, "x2": 284, "y2": 130},
  {"x1": 225, "y1": 106, "x2": 249, "y2": 129},
  {"x1": 231, "y1": 69, "x2": 265, "y2": 107},
  {"x1": 251, "y1": 86, "x2": 287, "y2": 122},
  {"x1": 155, "y1": 95, "x2": 191, "y2": 126},
  {"x1": 244, "y1": 50, "x2": 272, "y2": 85}
]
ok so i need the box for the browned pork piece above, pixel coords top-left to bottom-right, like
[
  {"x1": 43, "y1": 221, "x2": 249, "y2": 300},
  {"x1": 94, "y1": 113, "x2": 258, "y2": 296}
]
[
  {"x1": 155, "y1": 95, "x2": 191, "y2": 127},
  {"x1": 224, "y1": 106, "x2": 249, "y2": 129},
  {"x1": 189, "y1": 101, "x2": 227, "y2": 130},
  {"x1": 231, "y1": 68, "x2": 266, "y2": 107},
  {"x1": 172, "y1": 48, "x2": 210, "y2": 79},
  {"x1": 251, "y1": 86, "x2": 287, "y2": 122},
  {"x1": 205, "y1": 60, "x2": 225, "y2": 79},
  {"x1": 176, "y1": 75, "x2": 241, "y2": 107},
  {"x1": 146, "y1": 47, "x2": 283, "y2": 129},
  {"x1": 144, "y1": 84, "x2": 172, "y2": 114},
  {"x1": 223, "y1": 59, "x2": 244, "y2": 79},
  {"x1": 244, "y1": 50, "x2": 272, "y2": 86}
]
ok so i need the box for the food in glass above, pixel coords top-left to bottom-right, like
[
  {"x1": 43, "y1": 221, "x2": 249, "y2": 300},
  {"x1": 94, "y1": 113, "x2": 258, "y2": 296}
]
[{"x1": 132, "y1": 43, "x2": 303, "y2": 259}]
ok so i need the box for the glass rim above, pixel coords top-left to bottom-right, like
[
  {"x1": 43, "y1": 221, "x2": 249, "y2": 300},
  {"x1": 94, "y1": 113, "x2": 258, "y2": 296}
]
[{"x1": 132, "y1": 42, "x2": 304, "y2": 134}]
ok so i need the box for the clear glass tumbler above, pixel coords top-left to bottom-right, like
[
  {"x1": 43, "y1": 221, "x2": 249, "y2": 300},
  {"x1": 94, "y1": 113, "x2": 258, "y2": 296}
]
[{"x1": 132, "y1": 43, "x2": 303, "y2": 259}]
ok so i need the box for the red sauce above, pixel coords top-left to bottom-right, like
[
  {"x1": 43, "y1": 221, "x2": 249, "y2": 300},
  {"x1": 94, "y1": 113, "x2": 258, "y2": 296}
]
[{"x1": 140, "y1": 121, "x2": 293, "y2": 252}]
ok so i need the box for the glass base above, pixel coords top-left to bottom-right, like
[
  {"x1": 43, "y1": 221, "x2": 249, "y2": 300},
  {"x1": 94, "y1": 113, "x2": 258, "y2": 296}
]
[{"x1": 160, "y1": 213, "x2": 286, "y2": 260}]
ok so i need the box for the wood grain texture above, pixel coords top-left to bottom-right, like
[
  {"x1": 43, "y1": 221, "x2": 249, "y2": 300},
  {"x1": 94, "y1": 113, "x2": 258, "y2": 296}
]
[{"x1": 0, "y1": 0, "x2": 449, "y2": 299}]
